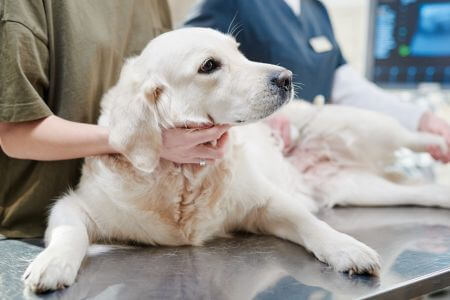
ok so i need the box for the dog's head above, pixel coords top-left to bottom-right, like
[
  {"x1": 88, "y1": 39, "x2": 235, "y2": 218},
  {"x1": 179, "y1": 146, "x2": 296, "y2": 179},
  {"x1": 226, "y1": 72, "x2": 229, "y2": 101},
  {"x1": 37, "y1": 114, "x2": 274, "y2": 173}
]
[{"x1": 103, "y1": 28, "x2": 293, "y2": 172}]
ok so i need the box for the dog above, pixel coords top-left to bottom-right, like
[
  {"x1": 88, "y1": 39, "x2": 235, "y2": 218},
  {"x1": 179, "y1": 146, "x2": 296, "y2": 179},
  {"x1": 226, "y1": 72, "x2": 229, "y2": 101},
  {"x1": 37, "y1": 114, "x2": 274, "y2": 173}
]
[{"x1": 23, "y1": 27, "x2": 450, "y2": 292}]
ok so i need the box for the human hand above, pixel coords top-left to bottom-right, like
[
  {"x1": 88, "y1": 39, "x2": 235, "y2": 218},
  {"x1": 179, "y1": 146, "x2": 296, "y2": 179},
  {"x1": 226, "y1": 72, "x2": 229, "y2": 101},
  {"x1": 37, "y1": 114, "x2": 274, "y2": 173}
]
[
  {"x1": 418, "y1": 111, "x2": 450, "y2": 163},
  {"x1": 265, "y1": 115, "x2": 293, "y2": 155},
  {"x1": 160, "y1": 124, "x2": 230, "y2": 165}
]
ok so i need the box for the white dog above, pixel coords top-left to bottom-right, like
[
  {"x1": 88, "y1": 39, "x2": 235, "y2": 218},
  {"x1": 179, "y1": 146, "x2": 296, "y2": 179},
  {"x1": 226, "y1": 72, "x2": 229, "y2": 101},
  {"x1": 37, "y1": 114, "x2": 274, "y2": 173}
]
[{"x1": 23, "y1": 28, "x2": 450, "y2": 292}]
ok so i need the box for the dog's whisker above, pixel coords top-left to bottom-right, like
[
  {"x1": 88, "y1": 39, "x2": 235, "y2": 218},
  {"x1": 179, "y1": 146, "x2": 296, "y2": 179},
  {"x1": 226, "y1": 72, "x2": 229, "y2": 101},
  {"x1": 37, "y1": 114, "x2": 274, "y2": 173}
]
[
  {"x1": 227, "y1": 20, "x2": 242, "y2": 39},
  {"x1": 226, "y1": 12, "x2": 239, "y2": 35},
  {"x1": 233, "y1": 28, "x2": 244, "y2": 40},
  {"x1": 230, "y1": 24, "x2": 243, "y2": 39}
]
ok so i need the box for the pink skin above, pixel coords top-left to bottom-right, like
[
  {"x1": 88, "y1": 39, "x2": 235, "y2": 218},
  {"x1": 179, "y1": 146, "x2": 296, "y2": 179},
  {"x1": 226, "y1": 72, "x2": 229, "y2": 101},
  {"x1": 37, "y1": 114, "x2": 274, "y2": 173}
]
[
  {"x1": 419, "y1": 112, "x2": 450, "y2": 163},
  {"x1": 265, "y1": 115, "x2": 294, "y2": 155},
  {"x1": 266, "y1": 112, "x2": 450, "y2": 164}
]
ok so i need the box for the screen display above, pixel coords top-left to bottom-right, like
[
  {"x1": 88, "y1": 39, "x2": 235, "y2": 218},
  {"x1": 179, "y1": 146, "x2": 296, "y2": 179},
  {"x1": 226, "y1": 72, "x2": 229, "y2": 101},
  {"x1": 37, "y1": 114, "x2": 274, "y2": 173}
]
[{"x1": 371, "y1": 0, "x2": 450, "y2": 86}]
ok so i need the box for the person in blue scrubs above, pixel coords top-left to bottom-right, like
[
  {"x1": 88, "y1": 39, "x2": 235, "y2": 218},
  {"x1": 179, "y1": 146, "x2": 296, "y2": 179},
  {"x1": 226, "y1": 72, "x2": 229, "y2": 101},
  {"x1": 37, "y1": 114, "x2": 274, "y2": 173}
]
[
  {"x1": 185, "y1": 0, "x2": 342, "y2": 102},
  {"x1": 184, "y1": 0, "x2": 450, "y2": 163}
]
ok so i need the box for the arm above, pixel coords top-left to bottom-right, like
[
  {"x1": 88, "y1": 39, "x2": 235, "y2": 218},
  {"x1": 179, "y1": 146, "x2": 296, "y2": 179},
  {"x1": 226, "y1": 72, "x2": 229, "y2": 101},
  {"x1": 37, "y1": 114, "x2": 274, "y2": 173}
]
[
  {"x1": 0, "y1": 116, "x2": 230, "y2": 163},
  {"x1": 330, "y1": 64, "x2": 427, "y2": 131},
  {"x1": 0, "y1": 116, "x2": 113, "y2": 160},
  {"x1": 330, "y1": 64, "x2": 450, "y2": 162},
  {"x1": 0, "y1": 19, "x2": 229, "y2": 163}
]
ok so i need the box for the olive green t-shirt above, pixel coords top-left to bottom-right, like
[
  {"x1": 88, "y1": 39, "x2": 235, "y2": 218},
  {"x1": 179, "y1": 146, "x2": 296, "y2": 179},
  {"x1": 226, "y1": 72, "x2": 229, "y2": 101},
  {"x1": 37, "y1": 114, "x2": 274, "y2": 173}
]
[{"x1": 0, "y1": 0, "x2": 171, "y2": 237}]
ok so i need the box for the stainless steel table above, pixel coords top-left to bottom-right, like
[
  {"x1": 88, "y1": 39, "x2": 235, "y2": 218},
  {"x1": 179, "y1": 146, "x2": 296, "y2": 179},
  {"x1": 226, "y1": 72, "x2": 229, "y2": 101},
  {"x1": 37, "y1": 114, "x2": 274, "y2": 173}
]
[{"x1": 1, "y1": 207, "x2": 449, "y2": 300}]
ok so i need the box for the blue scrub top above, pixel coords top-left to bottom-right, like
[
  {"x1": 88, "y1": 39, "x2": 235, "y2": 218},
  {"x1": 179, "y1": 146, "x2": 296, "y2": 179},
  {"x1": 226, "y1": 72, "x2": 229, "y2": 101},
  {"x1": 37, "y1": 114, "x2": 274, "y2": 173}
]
[{"x1": 184, "y1": 0, "x2": 346, "y2": 102}]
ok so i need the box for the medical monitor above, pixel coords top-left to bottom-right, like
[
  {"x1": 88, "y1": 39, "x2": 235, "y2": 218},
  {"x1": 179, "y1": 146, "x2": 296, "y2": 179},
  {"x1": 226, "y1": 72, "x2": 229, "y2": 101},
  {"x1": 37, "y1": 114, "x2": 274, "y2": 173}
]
[{"x1": 366, "y1": 0, "x2": 450, "y2": 88}]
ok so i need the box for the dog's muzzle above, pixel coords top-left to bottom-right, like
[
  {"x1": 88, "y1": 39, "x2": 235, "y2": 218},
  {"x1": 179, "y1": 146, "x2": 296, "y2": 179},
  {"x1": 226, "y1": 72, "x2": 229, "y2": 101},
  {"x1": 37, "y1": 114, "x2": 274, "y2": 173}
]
[{"x1": 271, "y1": 70, "x2": 293, "y2": 93}]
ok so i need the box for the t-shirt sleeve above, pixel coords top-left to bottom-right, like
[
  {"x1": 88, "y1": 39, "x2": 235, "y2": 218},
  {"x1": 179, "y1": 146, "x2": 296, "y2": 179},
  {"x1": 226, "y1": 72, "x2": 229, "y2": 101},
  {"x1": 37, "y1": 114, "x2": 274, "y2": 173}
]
[
  {"x1": 183, "y1": 0, "x2": 237, "y2": 33},
  {"x1": 0, "y1": 21, "x2": 52, "y2": 122}
]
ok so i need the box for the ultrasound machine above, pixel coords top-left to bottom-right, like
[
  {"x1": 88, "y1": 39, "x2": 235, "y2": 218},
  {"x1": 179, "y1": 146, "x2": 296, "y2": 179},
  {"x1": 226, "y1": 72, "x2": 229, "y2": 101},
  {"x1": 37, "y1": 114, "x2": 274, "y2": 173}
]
[
  {"x1": 366, "y1": 0, "x2": 450, "y2": 180},
  {"x1": 366, "y1": 0, "x2": 450, "y2": 107}
]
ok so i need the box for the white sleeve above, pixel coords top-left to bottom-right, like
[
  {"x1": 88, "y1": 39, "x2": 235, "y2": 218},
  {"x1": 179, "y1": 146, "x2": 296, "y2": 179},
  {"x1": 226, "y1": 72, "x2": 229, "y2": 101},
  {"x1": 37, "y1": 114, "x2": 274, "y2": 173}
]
[{"x1": 330, "y1": 64, "x2": 428, "y2": 131}]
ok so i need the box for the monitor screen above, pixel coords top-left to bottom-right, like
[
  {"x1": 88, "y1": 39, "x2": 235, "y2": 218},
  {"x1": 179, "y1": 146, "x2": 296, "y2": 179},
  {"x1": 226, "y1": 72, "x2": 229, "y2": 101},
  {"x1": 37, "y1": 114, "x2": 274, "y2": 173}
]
[{"x1": 367, "y1": 0, "x2": 450, "y2": 88}]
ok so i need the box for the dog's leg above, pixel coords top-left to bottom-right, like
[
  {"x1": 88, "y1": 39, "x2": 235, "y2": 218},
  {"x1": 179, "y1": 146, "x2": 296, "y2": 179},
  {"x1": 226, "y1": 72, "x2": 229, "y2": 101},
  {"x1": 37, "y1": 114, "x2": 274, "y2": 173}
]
[
  {"x1": 245, "y1": 188, "x2": 380, "y2": 275},
  {"x1": 23, "y1": 195, "x2": 90, "y2": 292},
  {"x1": 322, "y1": 171, "x2": 450, "y2": 208}
]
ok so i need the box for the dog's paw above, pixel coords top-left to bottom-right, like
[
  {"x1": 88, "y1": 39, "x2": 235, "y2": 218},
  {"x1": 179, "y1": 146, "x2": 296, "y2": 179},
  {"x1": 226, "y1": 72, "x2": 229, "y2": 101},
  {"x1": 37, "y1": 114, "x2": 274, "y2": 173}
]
[
  {"x1": 23, "y1": 248, "x2": 79, "y2": 293},
  {"x1": 311, "y1": 232, "x2": 381, "y2": 276}
]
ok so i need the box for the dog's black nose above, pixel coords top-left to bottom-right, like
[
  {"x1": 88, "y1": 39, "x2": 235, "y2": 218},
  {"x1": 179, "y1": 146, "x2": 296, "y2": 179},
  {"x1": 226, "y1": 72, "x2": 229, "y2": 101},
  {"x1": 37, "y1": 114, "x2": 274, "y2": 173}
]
[{"x1": 271, "y1": 70, "x2": 292, "y2": 92}]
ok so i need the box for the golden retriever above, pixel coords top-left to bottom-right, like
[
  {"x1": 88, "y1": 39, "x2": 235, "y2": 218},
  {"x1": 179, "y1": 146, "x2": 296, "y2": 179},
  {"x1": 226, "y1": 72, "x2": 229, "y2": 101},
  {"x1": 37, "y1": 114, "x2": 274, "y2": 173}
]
[{"x1": 24, "y1": 28, "x2": 450, "y2": 292}]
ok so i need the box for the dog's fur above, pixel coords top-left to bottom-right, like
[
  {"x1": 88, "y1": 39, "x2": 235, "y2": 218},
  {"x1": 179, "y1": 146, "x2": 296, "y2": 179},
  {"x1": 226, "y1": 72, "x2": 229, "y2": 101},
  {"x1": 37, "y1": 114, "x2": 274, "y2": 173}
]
[{"x1": 23, "y1": 28, "x2": 450, "y2": 292}]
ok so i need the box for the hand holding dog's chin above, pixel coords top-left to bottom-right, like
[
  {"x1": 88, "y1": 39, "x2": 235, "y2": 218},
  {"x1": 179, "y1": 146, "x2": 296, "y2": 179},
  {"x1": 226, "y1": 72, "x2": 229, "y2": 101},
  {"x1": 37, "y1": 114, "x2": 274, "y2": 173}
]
[
  {"x1": 419, "y1": 111, "x2": 450, "y2": 163},
  {"x1": 159, "y1": 125, "x2": 230, "y2": 165}
]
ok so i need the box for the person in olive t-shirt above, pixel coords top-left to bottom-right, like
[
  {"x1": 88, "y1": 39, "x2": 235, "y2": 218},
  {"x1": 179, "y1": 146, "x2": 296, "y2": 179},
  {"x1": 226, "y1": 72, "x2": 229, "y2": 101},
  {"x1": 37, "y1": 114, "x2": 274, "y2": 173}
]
[{"x1": 0, "y1": 1, "x2": 229, "y2": 238}]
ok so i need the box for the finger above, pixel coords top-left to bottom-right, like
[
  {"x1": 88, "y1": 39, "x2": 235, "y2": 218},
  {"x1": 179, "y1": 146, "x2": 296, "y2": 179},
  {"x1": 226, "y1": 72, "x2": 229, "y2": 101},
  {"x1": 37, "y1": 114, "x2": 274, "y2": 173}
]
[
  {"x1": 442, "y1": 155, "x2": 450, "y2": 164},
  {"x1": 193, "y1": 144, "x2": 225, "y2": 160},
  {"x1": 445, "y1": 153, "x2": 450, "y2": 163},
  {"x1": 183, "y1": 122, "x2": 214, "y2": 129},
  {"x1": 188, "y1": 125, "x2": 231, "y2": 145},
  {"x1": 215, "y1": 132, "x2": 229, "y2": 149},
  {"x1": 426, "y1": 145, "x2": 437, "y2": 159},
  {"x1": 437, "y1": 154, "x2": 449, "y2": 164},
  {"x1": 429, "y1": 147, "x2": 442, "y2": 161}
]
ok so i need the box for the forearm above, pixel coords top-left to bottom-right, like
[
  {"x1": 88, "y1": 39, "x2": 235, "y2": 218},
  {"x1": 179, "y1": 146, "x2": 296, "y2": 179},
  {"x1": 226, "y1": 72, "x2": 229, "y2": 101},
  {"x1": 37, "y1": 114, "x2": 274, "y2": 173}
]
[
  {"x1": 0, "y1": 116, "x2": 116, "y2": 160},
  {"x1": 330, "y1": 64, "x2": 428, "y2": 131}
]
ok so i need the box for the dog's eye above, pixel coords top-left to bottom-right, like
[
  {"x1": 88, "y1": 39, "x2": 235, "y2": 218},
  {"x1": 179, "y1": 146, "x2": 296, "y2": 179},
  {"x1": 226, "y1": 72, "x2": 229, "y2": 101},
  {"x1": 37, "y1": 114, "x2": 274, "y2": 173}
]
[{"x1": 199, "y1": 58, "x2": 221, "y2": 74}]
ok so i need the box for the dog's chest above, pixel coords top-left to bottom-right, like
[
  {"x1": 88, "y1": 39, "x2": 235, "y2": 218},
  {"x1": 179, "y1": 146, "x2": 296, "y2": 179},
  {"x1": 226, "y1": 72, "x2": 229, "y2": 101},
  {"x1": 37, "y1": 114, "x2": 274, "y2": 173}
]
[{"x1": 130, "y1": 163, "x2": 232, "y2": 245}]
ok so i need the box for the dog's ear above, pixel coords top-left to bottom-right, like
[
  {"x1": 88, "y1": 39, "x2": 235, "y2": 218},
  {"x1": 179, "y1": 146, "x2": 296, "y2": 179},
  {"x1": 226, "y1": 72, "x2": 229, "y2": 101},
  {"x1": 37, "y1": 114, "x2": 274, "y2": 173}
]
[{"x1": 108, "y1": 65, "x2": 166, "y2": 173}]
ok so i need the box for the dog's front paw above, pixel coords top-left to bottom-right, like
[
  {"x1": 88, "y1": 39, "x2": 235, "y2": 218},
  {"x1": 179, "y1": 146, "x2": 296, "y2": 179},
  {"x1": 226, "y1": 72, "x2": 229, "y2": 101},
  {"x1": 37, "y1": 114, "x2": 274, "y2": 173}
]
[
  {"x1": 311, "y1": 232, "x2": 381, "y2": 276},
  {"x1": 23, "y1": 247, "x2": 79, "y2": 293}
]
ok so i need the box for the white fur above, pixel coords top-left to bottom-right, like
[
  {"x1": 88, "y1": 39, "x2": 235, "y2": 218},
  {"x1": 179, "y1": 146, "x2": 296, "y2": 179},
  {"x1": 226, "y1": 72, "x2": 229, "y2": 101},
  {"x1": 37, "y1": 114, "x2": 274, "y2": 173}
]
[{"x1": 24, "y1": 28, "x2": 449, "y2": 293}]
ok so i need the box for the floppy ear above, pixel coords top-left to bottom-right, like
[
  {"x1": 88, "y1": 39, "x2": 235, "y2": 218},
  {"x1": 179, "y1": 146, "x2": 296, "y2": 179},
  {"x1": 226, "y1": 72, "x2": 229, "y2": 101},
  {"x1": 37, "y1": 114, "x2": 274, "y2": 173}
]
[{"x1": 108, "y1": 71, "x2": 166, "y2": 173}]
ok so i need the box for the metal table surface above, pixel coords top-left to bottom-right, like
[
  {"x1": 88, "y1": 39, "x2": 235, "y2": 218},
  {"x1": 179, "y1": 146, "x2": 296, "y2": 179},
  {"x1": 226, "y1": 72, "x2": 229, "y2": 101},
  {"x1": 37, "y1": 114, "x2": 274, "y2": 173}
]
[{"x1": 1, "y1": 207, "x2": 449, "y2": 300}]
